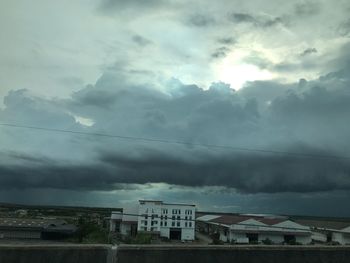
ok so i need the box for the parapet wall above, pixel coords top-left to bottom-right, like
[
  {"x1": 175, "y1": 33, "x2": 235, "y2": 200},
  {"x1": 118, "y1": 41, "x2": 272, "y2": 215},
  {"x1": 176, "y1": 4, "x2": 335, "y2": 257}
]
[
  {"x1": 117, "y1": 245, "x2": 350, "y2": 263},
  {"x1": 1, "y1": 244, "x2": 350, "y2": 263},
  {"x1": 0, "y1": 244, "x2": 110, "y2": 263}
]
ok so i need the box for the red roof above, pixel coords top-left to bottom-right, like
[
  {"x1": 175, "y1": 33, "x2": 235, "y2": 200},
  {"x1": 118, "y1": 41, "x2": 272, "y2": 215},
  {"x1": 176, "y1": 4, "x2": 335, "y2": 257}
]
[{"x1": 209, "y1": 215, "x2": 285, "y2": 226}]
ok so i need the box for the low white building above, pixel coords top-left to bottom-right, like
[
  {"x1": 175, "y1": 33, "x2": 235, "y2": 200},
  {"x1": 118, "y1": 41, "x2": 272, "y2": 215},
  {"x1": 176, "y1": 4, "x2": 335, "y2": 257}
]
[
  {"x1": 137, "y1": 200, "x2": 195, "y2": 241},
  {"x1": 197, "y1": 214, "x2": 311, "y2": 245},
  {"x1": 332, "y1": 226, "x2": 350, "y2": 245},
  {"x1": 110, "y1": 211, "x2": 138, "y2": 237},
  {"x1": 294, "y1": 219, "x2": 350, "y2": 245}
]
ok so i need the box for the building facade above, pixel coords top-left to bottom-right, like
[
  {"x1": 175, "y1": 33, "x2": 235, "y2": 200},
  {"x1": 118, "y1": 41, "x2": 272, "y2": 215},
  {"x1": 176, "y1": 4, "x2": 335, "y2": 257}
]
[
  {"x1": 137, "y1": 200, "x2": 195, "y2": 241},
  {"x1": 110, "y1": 211, "x2": 137, "y2": 237},
  {"x1": 197, "y1": 214, "x2": 311, "y2": 245}
]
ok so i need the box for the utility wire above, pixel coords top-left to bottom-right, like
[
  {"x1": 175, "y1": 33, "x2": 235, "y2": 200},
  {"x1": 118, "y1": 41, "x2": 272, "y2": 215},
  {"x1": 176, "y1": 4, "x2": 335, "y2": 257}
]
[{"x1": 0, "y1": 122, "x2": 349, "y2": 160}]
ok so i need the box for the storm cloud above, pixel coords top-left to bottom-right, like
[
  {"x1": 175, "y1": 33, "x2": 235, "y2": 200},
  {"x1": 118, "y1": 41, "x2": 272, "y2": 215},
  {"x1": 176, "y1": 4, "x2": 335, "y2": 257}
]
[
  {"x1": 1, "y1": 0, "x2": 350, "y2": 215},
  {"x1": 1, "y1": 61, "x2": 350, "y2": 195}
]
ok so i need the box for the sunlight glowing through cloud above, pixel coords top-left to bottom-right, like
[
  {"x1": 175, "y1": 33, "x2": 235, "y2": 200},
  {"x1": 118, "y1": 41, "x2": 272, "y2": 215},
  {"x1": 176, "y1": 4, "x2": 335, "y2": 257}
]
[{"x1": 215, "y1": 52, "x2": 275, "y2": 90}]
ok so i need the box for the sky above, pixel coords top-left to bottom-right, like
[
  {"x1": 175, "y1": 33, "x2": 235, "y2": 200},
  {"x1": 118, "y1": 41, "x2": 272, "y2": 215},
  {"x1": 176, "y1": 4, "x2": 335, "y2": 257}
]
[{"x1": 1, "y1": 0, "x2": 350, "y2": 217}]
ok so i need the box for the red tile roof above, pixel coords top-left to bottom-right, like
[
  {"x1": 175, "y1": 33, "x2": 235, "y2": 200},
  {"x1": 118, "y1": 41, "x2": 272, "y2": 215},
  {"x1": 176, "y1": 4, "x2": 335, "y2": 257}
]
[{"x1": 209, "y1": 215, "x2": 285, "y2": 226}]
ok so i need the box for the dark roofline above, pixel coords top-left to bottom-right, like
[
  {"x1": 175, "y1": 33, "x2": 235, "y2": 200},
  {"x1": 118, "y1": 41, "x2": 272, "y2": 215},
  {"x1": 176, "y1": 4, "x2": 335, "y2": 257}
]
[{"x1": 139, "y1": 200, "x2": 195, "y2": 207}]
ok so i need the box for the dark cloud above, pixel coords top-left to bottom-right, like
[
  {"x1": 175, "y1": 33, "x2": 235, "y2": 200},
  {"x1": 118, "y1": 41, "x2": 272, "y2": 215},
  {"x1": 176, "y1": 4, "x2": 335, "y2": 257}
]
[
  {"x1": 300, "y1": 48, "x2": 317, "y2": 57},
  {"x1": 228, "y1": 13, "x2": 284, "y2": 28},
  {"x1": 132, "y1": 34, "x2": 153, "y2": 46},
  {"x1": 97, "y1": 0, "x2": 165, "y2": 14},
  {"x1": 2, "y1": 65, "x2": 350, "y2": 195},
  {"x1": 338, "y1": 19, "x2": 350, "y2": 37},
  {"x1": 217, "y1": 37, "x2": 236, "y2": 45},
  {"x1": 1, "y1": 146, "x2": 350, "y2": 194},
  {"x1": 294, "y1": 1, "x2": 321, "y2": 16},
  {"x1": 211, "y1": 47, "x2": 230, "y2": 59},
  {"x1": 2, "y1": 40, "x2": 350, "y2": 205},
  {"x1": 187, "y1": 14, "x2": 215, "y2": 27}
]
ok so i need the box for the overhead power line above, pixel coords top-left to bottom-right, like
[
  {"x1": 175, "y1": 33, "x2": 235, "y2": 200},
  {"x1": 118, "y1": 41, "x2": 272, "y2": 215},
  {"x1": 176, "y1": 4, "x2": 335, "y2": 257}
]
[{"x1": 0, "y1": 122, "x2": 349, "y2": 160}]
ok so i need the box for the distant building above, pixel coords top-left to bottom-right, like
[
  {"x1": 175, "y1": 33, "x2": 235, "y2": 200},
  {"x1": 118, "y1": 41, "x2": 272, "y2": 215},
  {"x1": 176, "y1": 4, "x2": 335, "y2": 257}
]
[
  {"x1": 0, "y1": 218, "x2": 76, "y2": 240},
  {"x1": 332, "y1": 226, "x2": 350, "y2": 245},
  {"x1": 197, "y1": 214, "x2": 311, "y2": 245},
  {"x1": 293, "y1": 219, "x2": 350, "y2": 245},
  {"x1": 110, "y1": 211, "x2": 137, "y2": 237},
  {"x1": 137, "y1": 200, "x2": 195, "y2": 241}
]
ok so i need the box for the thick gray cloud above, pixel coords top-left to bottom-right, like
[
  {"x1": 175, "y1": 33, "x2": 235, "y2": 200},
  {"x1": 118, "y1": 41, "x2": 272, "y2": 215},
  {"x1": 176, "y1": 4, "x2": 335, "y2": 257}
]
[
  {"x1": 1, "y1": 147, "x2": 349, "y2": 194},
  {"x1": 294, "y1": 1, "x2": 321, "y2": 16},
  {"x1": 187, "y1": 14, "x2": 216, "y2": 27},
  {"x1": 132, "y1": 35, "x2": 153, "y2": 46},
  {"x1": 211, "y1": 47, "x2": 231, "y2": 59},
  {"x1": 1, "y1": 60, "x2": 350, "y2": 196},
  {"x1": 1, "y1": 0, "x2": 350, "y2": 215},
  {"x1": 228, "y1": 13, "x2": 285, "y2": 28},
  {"x1": 217, "y1": 37, "x2": 236, "y2": 45},
  {"x1": 300, "y1": 48, "x2": 318, "y2": 56}
]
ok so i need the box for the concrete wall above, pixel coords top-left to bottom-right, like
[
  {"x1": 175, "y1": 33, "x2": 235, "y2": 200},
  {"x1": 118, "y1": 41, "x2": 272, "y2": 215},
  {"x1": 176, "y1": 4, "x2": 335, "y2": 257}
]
[
  {"x1": 0, "y1": 245, "x2": 110, "y2": 263},
  {"x1": 2, "y1": 244, "x2": 350, "y2": 263},
  {"x1": 117, "y1": 245, "x2": 350, "y2": 263}
]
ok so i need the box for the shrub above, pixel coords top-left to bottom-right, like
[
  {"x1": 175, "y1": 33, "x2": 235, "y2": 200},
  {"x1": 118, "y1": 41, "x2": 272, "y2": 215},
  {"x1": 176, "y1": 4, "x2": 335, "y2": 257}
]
[{"x1": 262, "y1": 238, "x2": 273, "y2": 245}]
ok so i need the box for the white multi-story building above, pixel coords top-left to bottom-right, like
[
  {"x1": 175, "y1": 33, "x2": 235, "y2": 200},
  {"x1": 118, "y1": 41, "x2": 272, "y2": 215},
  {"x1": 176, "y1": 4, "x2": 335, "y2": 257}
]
[{"x1": 137, "y1": 200, "x2": 195, "y2": 241}]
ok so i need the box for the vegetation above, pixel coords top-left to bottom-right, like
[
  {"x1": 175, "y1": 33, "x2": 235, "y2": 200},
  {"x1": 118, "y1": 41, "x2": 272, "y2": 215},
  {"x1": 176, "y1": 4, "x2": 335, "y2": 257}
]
[
  {"x1": 262, "y1": 238, "x2": 273, "y2": 245},
  {"x1": 74, "y1": 217, "x2": 109, "y2": 244},
  {"x1": 123, "y1": 233, "x2": 153, "y2": 244}
]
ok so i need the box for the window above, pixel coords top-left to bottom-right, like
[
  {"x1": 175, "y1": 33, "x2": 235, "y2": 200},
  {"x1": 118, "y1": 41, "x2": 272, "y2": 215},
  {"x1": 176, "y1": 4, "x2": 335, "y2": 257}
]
[
  {"x1": 185, "y1": 222, "x2": 187, "y2": 227},
  {"x1": 172, "y1": 215, "x2": 175, "y2": 220},
  {"x1": 177, "y1": 222, "x2": 180, "y2": 227},
  {"x1": 160, "y1": 221, "x2": 163, "y2": 226},
  {"x1": 185, "y1": 216, "x2": 187, "y2": 220},
  {"x1": 172, "y1": 222, "x2": 175, "y2": 227},
  {"x1": 189, "y1": 222, "x2": 192, "y2": 227},
  {"x1": 177, "y1": 215, "x2": 180, "y2": 220},
  {"x1": 164, "y1": 221, "x2": 167, "y2": 226}
]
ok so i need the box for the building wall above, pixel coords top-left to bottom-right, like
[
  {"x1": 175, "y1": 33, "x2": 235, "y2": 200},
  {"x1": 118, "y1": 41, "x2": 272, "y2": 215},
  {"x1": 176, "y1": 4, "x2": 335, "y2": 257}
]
[
  {"x1": 333, "y1": 233, "x2": 350, "y2": 245},
  {"x1": 259, "y1": 234, "x2": 284, "y2": 244},
  {"x1": 160, "y1": 227, "x2": 170, "y2": 238},
  {"x1": 137, "y1": 201, "x2": 195, "y2": 241},
  {"x1": 296, "y1": 235, "x2": 312, "y2": 245},
  {"x1": 230, "y1": 232, "x2": 248, "y2": 244},
  {"x1": 0, "y1": 230, "x2": 41, "y2": 239},
  {"x1": 181, "y1": 228, "x2": 194, "y2": 241},
  {"x1": 120, "y1": 224, "x2": 131, "y2": 236},
  {"x1": 311, "y1": 232, "x2": 327, "y2": 243}
]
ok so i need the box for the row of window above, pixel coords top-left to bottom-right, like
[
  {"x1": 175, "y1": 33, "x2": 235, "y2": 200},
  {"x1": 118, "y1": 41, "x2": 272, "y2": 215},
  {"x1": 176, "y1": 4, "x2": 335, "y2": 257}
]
[
  {"x1": 141, "y1": 221, "x2": 193, "y2": 228},
  {"x1": 142, "y1": 215, "x2": 192, "y2": 221}
]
